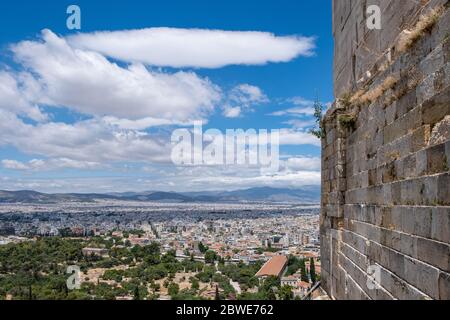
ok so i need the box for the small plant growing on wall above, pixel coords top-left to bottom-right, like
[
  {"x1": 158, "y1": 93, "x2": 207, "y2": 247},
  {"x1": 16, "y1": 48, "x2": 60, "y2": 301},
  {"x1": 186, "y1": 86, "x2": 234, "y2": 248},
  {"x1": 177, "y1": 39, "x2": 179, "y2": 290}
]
[
  {"x1": 310, "y1": 97, "x2": 325, "y2": 139},
  {"x1": 338, "y1": 113, "x2": 357, "y2": 131}
]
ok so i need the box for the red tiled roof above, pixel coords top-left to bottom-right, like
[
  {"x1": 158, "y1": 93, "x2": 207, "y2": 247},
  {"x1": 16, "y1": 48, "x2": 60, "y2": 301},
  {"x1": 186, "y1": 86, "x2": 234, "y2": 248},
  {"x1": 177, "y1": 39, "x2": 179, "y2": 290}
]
[{"x1": 255, "y1": 255, "x2": 287, "y2": 278}]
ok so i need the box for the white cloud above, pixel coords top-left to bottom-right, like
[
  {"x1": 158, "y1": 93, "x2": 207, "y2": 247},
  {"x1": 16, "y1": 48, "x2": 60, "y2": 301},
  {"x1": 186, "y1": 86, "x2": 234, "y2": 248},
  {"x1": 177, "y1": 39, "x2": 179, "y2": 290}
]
[
  {"x1": 0, "y1": 110, "x2": 171, "y2": 164},
  {"x1": 222, "y1": 106, "x2": 242, "y2": 118},
  {"x1": 0, "y1": 71, "x2": 47, "y2": 121},
  {"x1": 11, "y1": 29, "x2": 222, "y2": 123},
  {"x1": 2, "y1": 158, "x2": 103, "y2": 171},
  {"x1": 101, "y1": 116, "x2": 191, "y2": 130},
  {"x1": 284, "y1": 156, "x2": 321, "y2": 171},
  {"x1": 223, "y1": 84, "x2": 268, "y2": 118},
  {"x1": 288, "y1": 96, "x2": 314, "y2": 106},
  {"x1": 184, "y1": 167, "x2": 321, "y2": 190},
  {"x1": 229, "y1": 84, "x2": 268, "y2": 106},
  {"x1": 68, "y1": 27, "x2": 315, "y2": 68},
  {"x1": 283, "y1": 119, "x2": 316, "y2": 129},
  {"x1": 269, "y1": 97, "x2": 330, "y2": 118},
  {"x1": 2, "y1": 160, "x2": 29, "y2": 170},
  {"x1": 269, "y1": 106, "x2": 315, "y2": 117},
  {"x1": 278, "y1": 129, "x2": 320, "y2": 146}
]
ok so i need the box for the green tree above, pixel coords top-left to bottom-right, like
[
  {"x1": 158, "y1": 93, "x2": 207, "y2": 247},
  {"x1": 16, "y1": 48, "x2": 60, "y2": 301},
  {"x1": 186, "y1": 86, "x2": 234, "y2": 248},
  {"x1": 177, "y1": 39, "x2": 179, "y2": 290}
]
[
  {"x1": 309, "y1": 258, "x2": 317, "y2": 284},
  {"x1": 190, "y1": 277, "x2": 200, "y2": 291},
  {"x1": 300, "y1": 259, "x2": 308, "y2": 282},
  {"x1": 168, "y1": 282, "x2": 180, "y2": 297},
  {"x1": 133, "y1": 285, "x2": 140, "y2": 300},
  {"x1": 279, "y1": 285, "x2": 293, "y2": 300},
  {"x1": 204, "y1": 250, "x2": 217, "y2": 264},
  {"x1": 198, "y1": 242, "x2": 208, "y2": 254},
  {"x1": 161, "y1": 249, "x2": 177, "y2": 263},
  {"x1": 215, "y1": 285, "x2": 220, "y2": 300}
]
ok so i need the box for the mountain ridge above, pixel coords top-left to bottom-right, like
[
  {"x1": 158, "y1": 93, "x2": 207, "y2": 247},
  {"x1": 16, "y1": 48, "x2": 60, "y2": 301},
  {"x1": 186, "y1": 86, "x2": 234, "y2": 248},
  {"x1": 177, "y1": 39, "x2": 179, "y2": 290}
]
[{"x1": 0, "y1": 186, "x2": 320, "y2": 204}]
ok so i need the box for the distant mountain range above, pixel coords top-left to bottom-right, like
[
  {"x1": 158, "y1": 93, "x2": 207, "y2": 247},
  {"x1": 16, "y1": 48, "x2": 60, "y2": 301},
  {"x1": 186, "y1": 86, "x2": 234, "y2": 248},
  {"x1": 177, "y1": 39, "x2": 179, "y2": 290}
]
[{"x1": 0, "y1": 186, "x2": 320, "y2": 204}]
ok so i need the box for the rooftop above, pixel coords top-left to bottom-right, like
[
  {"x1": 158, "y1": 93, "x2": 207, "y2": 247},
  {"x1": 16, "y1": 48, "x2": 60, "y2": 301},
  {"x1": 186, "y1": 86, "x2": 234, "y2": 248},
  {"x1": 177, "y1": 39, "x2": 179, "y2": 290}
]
[{"x1": 255, "y1": 255, "x2": 287, "y2": 278}]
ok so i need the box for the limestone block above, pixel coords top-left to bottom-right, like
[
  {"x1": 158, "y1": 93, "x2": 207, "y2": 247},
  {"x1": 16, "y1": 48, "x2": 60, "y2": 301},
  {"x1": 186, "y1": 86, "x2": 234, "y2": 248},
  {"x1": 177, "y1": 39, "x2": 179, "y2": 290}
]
[
  {"x1": 400, "y1": 179, "x2": 423, "y2": 205},
  {"x1": 420, "y1": 44, "x2": 444, "y2": 76},
  {"x1": 426, "y1": 143, "x2": 447, "y2": 174},
  {"x1": 437, "y1": 173, "x2": 450, "y2": 205},
  {"x1": 385, "y1": 102, "x2": 397, "y2": 125},
  {"x1": 421, "y1": 87, "x2": 450, "y2": 126},
  {"x1": 439, "y1": 272, "x2": 450, "y2": 300},
  {"x1": 387, "y1": 247, "x2": 406, "y2": 279},
  {"x1": 390, "y1": 181, "x2": 402, "y2": 205},
  {"x1": 411, "y1": 125, "x2": 431, "y2": 153},
  {"x1": 411, "y1": 207, "x2": 433, "y2": 239},
  {"x1": 403, "y1": 256, "x2": 440, "y2": 299},
  {"x1": 417, "y1": 74, "x2": 436, "y2": 106},
  {"x1": 416, "y1": 149, "x2": 428, "y2": 176},
  {"x1": 396, "y1": 90, "x2": 417, "y2": 119},
  {"x1": 421, "y1": 176, "x2": 438, "y2": 206},
  {"x1": 416, "y1": 237, "x2": 450, "y2": 271},
  {"x1": 379, "y1": 265, "x2": 431, "y2": 300},
  {"x1": 429, "y1": 115, "x2": 450, "y2": 146},
  {"x1": 431, "y1": 207, "x2": 450, "y2": 244}
]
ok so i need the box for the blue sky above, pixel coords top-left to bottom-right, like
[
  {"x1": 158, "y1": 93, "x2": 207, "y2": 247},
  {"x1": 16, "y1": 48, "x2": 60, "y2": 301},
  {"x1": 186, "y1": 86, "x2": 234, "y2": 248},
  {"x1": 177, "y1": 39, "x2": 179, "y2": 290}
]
[{"x1": 0, "y1": 0, "x2": 333, "y2": 193}]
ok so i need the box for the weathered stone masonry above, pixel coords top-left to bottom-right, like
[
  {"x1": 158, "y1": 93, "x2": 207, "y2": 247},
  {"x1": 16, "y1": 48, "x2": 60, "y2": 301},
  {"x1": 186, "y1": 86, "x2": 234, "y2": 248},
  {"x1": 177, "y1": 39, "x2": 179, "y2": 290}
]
[{"x1": 321, "y1": 0, "x2": 450, "y2": 299}]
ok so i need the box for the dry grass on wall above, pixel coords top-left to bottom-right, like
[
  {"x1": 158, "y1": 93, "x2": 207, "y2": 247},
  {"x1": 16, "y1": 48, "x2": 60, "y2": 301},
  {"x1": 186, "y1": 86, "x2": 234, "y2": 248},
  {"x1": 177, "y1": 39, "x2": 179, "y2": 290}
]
[
  {"x1": 348, "y1": 75, "x2": 399, "y2": 107},
  {"x1": 397, "y1": 5, "x2": 446, "y2": 54}
]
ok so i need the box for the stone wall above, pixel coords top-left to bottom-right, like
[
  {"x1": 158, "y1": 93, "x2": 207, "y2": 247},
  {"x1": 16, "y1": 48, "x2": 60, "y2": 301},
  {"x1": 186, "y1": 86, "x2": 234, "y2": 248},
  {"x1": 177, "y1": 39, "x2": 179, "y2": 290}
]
[{"x1": 321, "y1": 0, "x2": 450, "y2": 299}]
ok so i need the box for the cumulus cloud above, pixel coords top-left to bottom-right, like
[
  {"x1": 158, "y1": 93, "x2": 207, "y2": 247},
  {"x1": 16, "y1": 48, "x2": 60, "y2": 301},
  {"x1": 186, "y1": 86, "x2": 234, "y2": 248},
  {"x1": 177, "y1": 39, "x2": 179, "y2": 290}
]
[
  {"x1": 0, "y1": 71, "x2": 47, "y2": 121},
  {"x1": 0, "y1": 110, "x2": 171, "y2": 163},
  {"x1": 222, "y1": 84, "x2": 268, "y2": 118},
  {"x1": 68, "y1": 27, "x2": 315, "y2": 68},
  {"x1": 228, "y1": 84, "x2": 268, "y2": 106},
  {"x1": 11, "y1": 29, "x2": 222, "y2": 123}
]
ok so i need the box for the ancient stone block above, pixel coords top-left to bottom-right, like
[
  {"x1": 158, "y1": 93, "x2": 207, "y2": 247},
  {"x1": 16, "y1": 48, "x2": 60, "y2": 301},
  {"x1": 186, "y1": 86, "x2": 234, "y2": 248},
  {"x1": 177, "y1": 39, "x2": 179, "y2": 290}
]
[
  {"x1": 421, "y1": 176, "x2": 438, "y2": 206},
  {"x1": 425, "y1": 143, "x2": 447, "y2": 174},
  {"x1": 403, "y1": 257, "x2": 440, "y2": 299},
  {"x1": 430, "y1": 115, "x2": 450, "y2": 146},
  {"x1": 420, "y1": 44, "x2": 444, "y2": 76},
  {"x1": 379, "y1": 265, "x2": 431, "y2": 300},
  {"x1": 437, "y1": 173, "x2": 450, "y2": 206},
  {"x1": 411, "y1": 125, "x2": 431, "y2": 152},
  {"x1": 431, "y1": 207, "x2": 450, "y2": 244},
  {"x1": 421, "y1": 88, "x2": 450, "y2": 126},
  {"x1": 439, "y1": 272, "x2": 450, "y2": 300},
  {"x1": 416, "y1": 237, "x2": 450, "y2": 271},
  {"x1": 396, "y1": 90, "x2": 417, "y2": 119}
]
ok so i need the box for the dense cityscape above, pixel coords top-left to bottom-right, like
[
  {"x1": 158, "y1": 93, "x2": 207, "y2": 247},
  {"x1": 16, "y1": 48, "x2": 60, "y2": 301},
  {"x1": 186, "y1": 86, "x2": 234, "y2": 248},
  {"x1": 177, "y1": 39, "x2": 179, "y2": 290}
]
[{"x1": 0, "y1": 201, "x2": 323, "y2": 300}]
